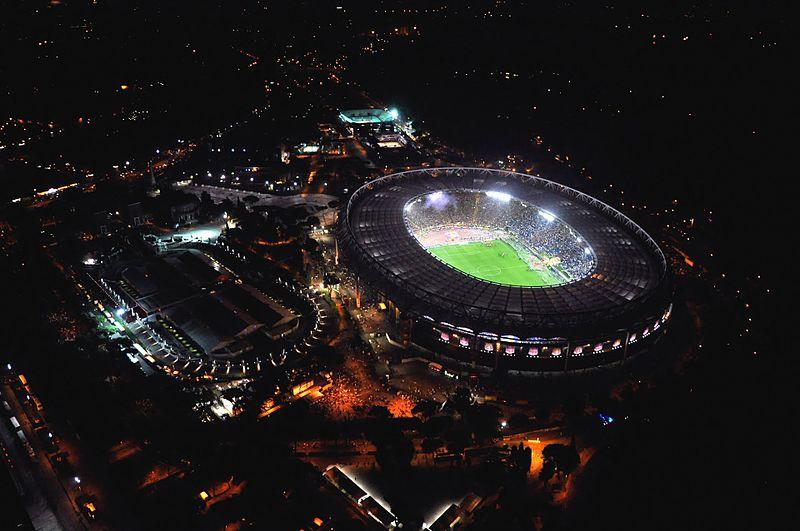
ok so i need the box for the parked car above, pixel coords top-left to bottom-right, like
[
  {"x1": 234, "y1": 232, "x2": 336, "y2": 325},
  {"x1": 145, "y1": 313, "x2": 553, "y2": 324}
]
[{"x1": 76, "y1": 494, "x2": 98, "y2": 520}]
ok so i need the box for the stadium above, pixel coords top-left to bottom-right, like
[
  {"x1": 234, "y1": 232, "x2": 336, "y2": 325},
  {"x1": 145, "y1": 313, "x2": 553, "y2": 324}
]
[{"x1": 338, "y1": 168, "x2": 673, "y2": 372}]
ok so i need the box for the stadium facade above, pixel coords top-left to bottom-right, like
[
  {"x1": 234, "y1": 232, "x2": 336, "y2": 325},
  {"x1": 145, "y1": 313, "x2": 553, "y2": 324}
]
[{"x1": 338, "y1": 168, "x2": 673, "y2": 372}]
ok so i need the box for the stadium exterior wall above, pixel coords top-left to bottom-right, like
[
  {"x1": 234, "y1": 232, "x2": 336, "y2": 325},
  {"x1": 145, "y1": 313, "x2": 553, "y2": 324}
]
[{"x1": 407, "y1": 301, "x2": 671, "y2": 373}]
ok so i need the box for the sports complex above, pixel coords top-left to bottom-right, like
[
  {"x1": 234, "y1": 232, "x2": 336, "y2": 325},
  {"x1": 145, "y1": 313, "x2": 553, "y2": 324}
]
[{"x1": 338, "y1": 167, "x2": 673, "y2": 372}]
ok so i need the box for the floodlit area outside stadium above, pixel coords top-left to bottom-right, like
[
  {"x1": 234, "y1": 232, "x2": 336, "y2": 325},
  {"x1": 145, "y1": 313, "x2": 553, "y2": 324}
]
[
  {"x1": 339, "y1": 167, "x2": 673, "y2": 373},
  {"x1": 403, "y1": 190, "x2": 595, "y2": 287},
  {"x1": 338, "y1": 108, "x2": 399, "y2": 124}
]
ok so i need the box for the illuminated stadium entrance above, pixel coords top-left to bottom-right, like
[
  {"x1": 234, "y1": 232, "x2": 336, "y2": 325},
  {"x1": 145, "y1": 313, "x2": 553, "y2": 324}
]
[{"x1": 403, "y1": 189, "x2": 595, "y2": 287}]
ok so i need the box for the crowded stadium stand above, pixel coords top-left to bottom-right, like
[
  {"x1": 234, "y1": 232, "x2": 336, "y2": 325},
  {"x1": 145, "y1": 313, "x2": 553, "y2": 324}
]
[{"x1": 404, "y1": 189, "x2": 595, "y2": 286}]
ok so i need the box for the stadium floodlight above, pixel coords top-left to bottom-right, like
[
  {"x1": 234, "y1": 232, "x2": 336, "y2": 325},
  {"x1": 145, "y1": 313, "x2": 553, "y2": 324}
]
[
  {"x1": 426, "y1": 191, "x2": 448, "y2": 208},
  {"x1": 485, "y1": 190, "x2": 511, "y2": 202},
  {"x1": 388, "y1": 108, "x2": 400, "y2": 120},
  {"x1": 538, "y1": 210, "x2": 555, "y2": 222}
]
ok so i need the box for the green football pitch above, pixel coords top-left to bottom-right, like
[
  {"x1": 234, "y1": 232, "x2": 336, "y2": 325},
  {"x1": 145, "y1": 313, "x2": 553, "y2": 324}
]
[{"x1": 428, "y1": 239, "x2": 565, "y2": 287}]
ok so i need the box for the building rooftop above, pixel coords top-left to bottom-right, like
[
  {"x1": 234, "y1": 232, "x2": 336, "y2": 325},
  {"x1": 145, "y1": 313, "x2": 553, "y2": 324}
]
[
  {"x1": 426, "y1": 503, "x2": 462, "y2": 530},
  {"x1": 323, "y1": 467, "x2": 368, "y2": 502}
]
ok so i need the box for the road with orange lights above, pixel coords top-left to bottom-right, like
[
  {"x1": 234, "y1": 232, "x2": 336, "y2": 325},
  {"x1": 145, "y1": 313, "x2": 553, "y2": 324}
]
[{"x1": 1, "y1": 383, "x2": 90, "y2": 530}]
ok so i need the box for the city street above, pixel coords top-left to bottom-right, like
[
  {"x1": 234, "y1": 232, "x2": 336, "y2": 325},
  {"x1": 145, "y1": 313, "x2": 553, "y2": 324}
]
[{"x1": 2, "y1": 384, "x2": 88, "y2": 531}]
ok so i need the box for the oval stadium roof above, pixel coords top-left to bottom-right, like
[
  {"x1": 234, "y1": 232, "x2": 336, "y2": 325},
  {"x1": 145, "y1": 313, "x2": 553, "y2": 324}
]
[{"x1": 338, "y1": 168, "x2": 671, "y2": 337}]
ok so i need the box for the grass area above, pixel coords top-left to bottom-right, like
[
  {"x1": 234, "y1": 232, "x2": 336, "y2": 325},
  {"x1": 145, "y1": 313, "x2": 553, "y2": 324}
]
[{"x1": 428, "y1": 239, "x2": 564, "y2": 287}]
